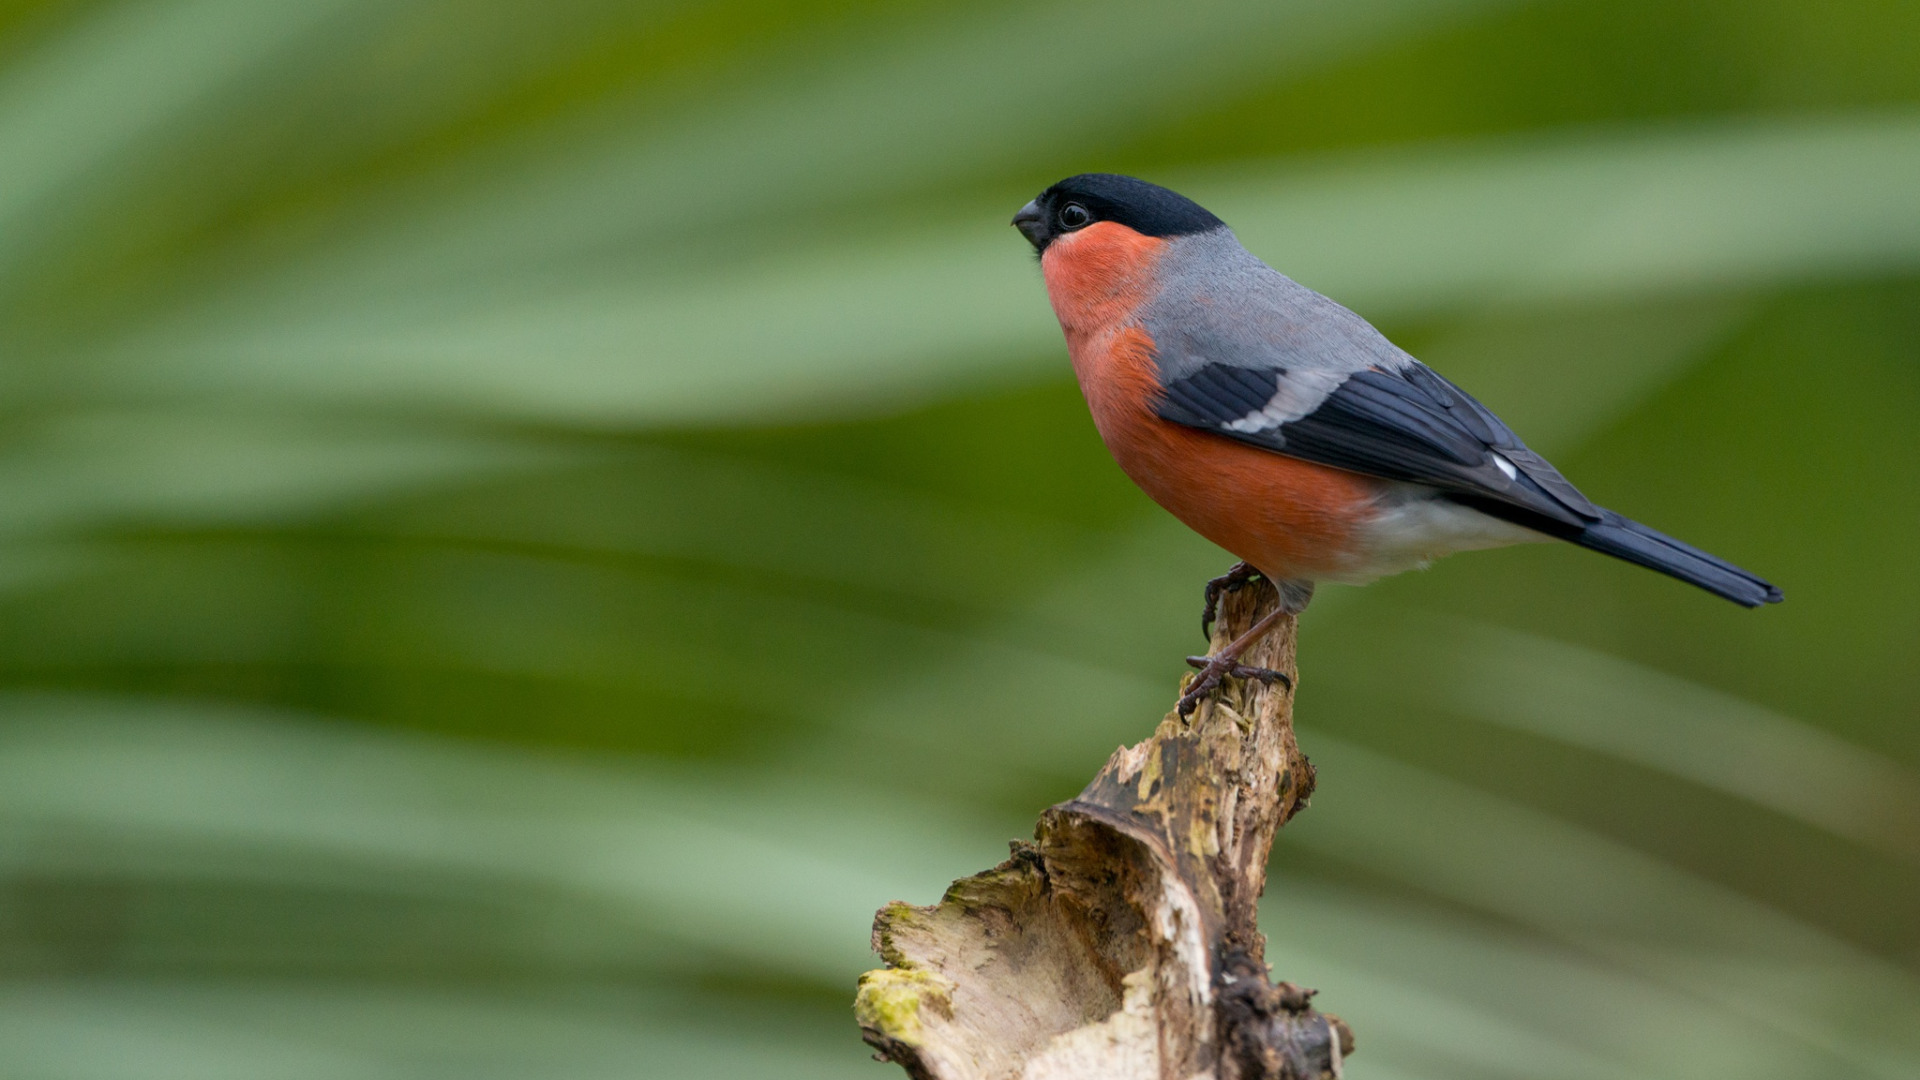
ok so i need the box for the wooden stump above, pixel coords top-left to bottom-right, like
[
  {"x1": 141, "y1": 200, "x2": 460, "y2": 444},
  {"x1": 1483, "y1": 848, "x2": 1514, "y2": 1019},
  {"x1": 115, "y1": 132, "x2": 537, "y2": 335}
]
[{"x1": 855, "y1": 578, "x2": 1351, "y2": 1080}]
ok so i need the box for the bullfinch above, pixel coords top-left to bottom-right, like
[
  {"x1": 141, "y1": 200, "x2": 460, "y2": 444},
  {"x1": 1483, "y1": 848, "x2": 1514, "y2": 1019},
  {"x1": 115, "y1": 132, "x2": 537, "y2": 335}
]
[{"x1": 1012, "y1": 173, "x2": 1780, "y2": 716}]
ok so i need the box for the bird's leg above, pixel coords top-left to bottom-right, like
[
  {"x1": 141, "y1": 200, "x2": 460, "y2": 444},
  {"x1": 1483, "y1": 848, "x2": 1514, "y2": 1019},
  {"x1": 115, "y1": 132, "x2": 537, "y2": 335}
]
[
  {"x1": 1178, "y1": 579, "x2": 1313, "y2": 718},
  {"x1": 1178, "y1": 607, "x2": 1289, "y2": 718},
  {"x1": 1200, "y1": 561, "x2": 1262, "y2": 638}
]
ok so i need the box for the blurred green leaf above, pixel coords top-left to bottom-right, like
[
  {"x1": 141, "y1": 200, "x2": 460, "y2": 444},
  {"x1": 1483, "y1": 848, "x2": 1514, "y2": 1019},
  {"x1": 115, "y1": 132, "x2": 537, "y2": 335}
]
[{"x1": 75, "y1": 113, "x2": 1920, "y2": 430}]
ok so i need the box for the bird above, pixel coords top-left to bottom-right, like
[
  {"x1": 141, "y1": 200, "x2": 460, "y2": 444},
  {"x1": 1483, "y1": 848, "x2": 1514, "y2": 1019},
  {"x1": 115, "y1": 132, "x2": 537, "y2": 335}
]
[{"x1": 1011, "y1": 173, "x2": 1781, "y2": 717}]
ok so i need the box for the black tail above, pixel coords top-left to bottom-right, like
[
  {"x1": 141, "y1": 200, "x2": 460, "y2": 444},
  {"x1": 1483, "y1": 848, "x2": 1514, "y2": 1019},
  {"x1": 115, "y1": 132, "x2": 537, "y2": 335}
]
[{"x1": 1572, "y1": 509, "x2": 1782, "y2": 608}]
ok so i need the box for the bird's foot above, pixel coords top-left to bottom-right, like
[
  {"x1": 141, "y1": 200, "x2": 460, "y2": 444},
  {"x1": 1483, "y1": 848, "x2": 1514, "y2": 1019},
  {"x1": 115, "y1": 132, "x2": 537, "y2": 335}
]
[
  {"x1": 1201, "y1": 561, "x2": 1263, "y2": 638},
  {"x1": 1177, "y1": 653, "x2": 1292, "y2": 718}
]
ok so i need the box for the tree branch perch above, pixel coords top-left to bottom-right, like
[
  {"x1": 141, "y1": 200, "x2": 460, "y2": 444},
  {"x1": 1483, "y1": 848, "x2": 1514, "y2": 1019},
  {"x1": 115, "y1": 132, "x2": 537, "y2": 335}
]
[{"x1": 855, "y1": 578, "x2": 1352, "y2": 1080}]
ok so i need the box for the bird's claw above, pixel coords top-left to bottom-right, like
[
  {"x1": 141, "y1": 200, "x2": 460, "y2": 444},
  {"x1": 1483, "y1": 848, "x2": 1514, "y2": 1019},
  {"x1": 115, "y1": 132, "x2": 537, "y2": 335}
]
[
  {"x1": 1201, "y1": 561, "x2": 1263, "y2": 638},
  {"x1": 1177, "y1": 653, "x2": 1293, "y2": 717}
]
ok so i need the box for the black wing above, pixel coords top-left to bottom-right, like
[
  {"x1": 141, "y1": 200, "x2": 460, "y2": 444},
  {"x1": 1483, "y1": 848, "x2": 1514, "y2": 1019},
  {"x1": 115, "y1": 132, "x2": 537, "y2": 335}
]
[
  {"x1": 1156, "y1": 360, "x2": 1602, "y2": 532},
  {"x1": 1156, "y1": 359, "x2": 1783, "y2": 606}
]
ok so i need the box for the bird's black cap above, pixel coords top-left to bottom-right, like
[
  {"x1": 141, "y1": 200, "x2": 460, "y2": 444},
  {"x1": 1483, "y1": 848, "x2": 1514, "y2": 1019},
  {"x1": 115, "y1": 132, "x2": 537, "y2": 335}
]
[{"x1": 1013, "y1": 173, "x2": 1225, "y2": 251}]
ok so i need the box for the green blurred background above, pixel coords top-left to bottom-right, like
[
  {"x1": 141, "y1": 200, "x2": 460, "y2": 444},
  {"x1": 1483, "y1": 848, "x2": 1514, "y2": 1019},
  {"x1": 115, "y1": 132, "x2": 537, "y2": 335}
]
[{"x1": 0, "y1": 1, "x2": 1915, "y2": 1076}]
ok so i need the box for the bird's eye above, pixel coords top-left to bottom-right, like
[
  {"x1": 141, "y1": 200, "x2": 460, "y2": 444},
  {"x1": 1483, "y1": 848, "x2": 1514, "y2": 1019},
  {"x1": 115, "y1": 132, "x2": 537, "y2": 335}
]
[{"x1": 1057, "y1": 203, "x2": 1092, "y2": 230}]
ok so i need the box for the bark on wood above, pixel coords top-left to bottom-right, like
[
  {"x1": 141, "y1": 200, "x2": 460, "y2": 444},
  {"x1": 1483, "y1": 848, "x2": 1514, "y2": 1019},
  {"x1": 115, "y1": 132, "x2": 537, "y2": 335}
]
[{"x1": 855, "y1": 578, "x2": 1352, "y2": 1080}]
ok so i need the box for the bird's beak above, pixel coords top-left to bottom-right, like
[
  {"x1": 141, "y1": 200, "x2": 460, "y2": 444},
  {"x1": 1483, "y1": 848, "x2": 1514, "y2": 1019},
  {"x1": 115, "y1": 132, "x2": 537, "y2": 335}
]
[{"x1": 1012, "y1": 200, "x2": 1049, "y2": 249}]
